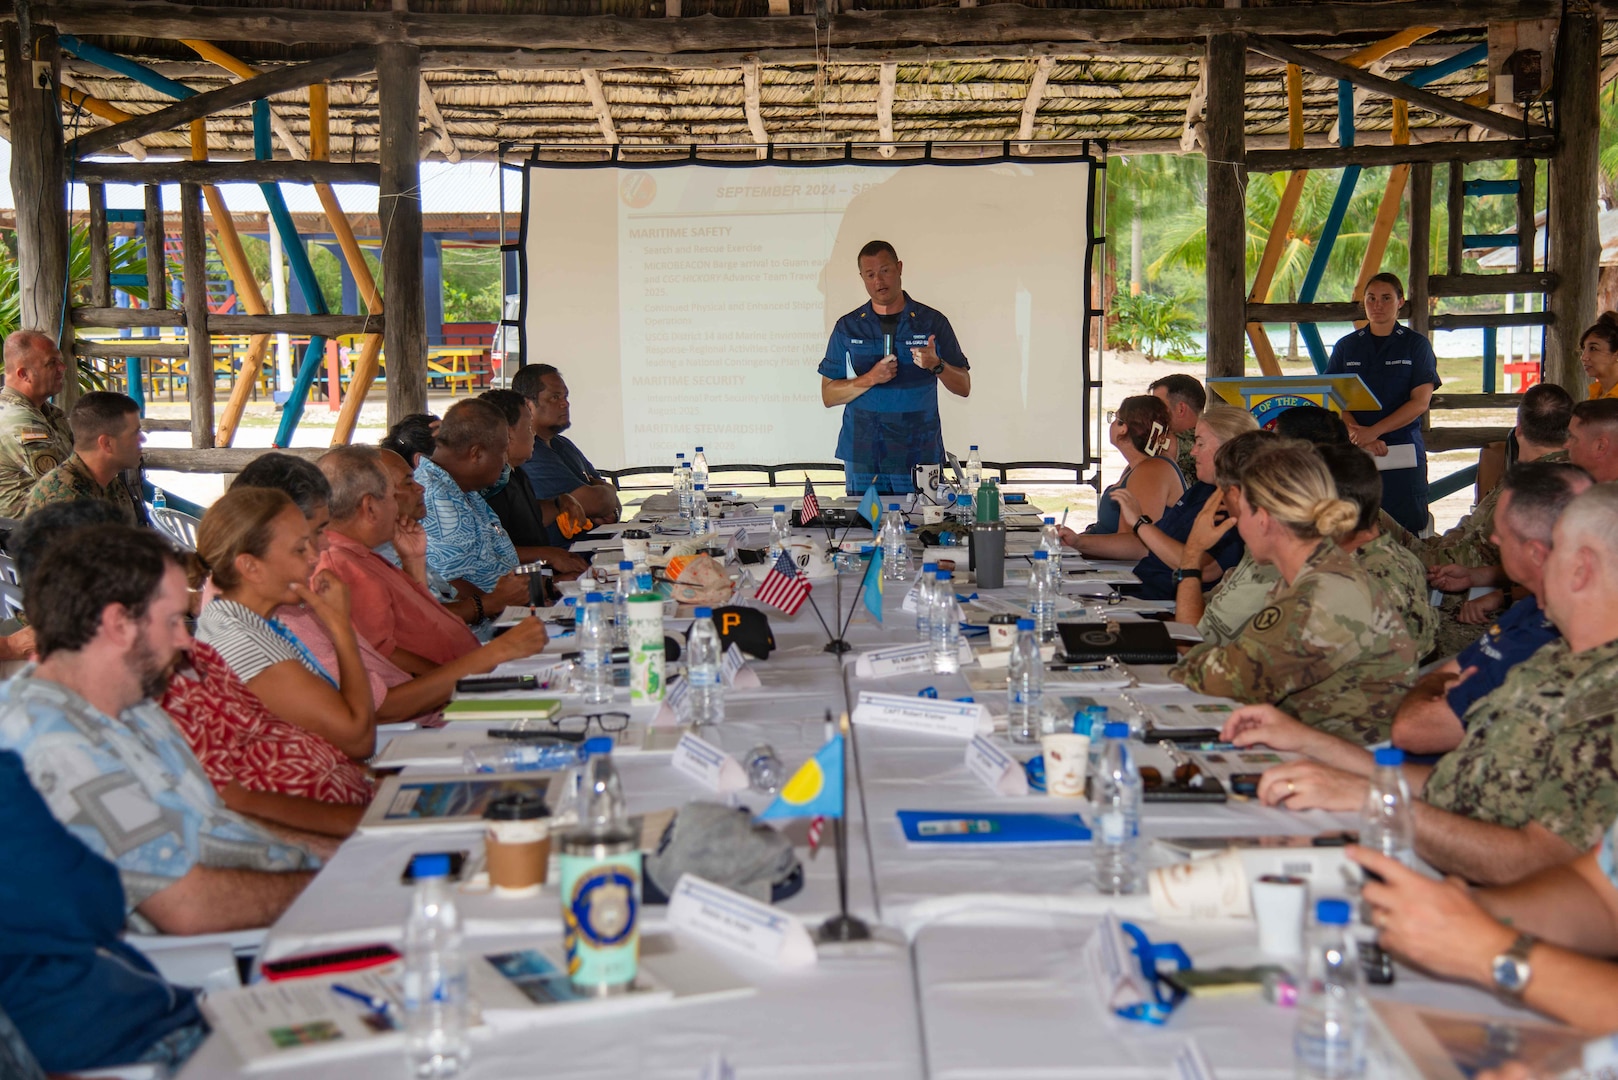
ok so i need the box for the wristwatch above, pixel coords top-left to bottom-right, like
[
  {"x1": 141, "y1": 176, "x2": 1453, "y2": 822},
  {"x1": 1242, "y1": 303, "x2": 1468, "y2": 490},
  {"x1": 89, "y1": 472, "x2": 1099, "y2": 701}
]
[
  {"x1": 1132, "y1": 514, "x2": 1154, "y2": 536},
  {"x1": 1172, "y1": 568, "x2": 1201, "y2": 584},
  {"x1": 1490, "y1": 932, "x2": 1536, "y2": 997},
  {"x1": 929, "y1": 361, "x2": 946, "y2": 375}
]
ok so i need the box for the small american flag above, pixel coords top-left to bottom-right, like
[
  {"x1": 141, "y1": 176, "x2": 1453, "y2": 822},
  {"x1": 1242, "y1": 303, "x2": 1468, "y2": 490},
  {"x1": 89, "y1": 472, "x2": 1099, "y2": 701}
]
[
  {"x1": 807, "y1": 815, "x2": 825, "y2": 856},
  {"x1": 754, "y1": 549, "x2": 812, "y2": 615},
  {"x1": 800, "y1": 478, "x2": 820, "y2": 525}
]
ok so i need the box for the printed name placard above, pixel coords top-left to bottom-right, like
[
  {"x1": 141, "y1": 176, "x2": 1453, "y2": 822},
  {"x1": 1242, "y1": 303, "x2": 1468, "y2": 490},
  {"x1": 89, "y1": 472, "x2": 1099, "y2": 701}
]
[
  {"x1": 721, "y1": 642, "x2": 763, "y2": 690},
  {"x1": 851, "y1": 692, "x2": 992, "y2": 740},
  {"x1": 651, "y1": 675, "x2": 691, "y2": 728},
  {"x1": 668, "y1": 874, "x2": 817, "y2": 970},
  {"x1": 964, "y1": 734, "x2": 1029, "y2": 796},
  {"x1": 672, "y1": 732, "x2": 748, "y2": 793},
  {"x1": 852, "y1": 641, "x2": 973, "y2": 678}
]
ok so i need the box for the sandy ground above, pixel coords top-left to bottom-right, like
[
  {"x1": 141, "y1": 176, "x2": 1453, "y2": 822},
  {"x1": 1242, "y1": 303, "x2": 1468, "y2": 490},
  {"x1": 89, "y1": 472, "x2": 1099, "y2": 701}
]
[{"x1": 143, "y1": 355, "x2": 1490, "y2": 533}]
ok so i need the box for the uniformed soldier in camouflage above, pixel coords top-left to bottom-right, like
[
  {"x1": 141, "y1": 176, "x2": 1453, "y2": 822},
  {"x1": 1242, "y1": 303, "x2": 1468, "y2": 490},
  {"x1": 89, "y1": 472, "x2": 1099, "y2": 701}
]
[
  {"x1": 1196, "y1": 550, "x2": 1281, "y2": 647},
  {"x1": 1425, "y1": 636, "x2": 1618, "y2": 854},
  {"x1": 1150, "y1": 374, "x2": 1205, "y2": 481},
  {"x1": 1170, "y1": 442, "x2": 1417, "y2": 744},
  {"x1": 23, "y1": 391, "x2": 145, "y2": 525},
  {"x1": 0, "y1": 331, "x2": 71, "y2": 519}
]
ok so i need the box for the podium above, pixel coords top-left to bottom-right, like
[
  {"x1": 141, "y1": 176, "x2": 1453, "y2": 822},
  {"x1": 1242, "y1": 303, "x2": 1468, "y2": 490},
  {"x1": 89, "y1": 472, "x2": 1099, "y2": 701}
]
[{"x1": 1207, "y1": 375, "x2": 1381, "y2": 428}]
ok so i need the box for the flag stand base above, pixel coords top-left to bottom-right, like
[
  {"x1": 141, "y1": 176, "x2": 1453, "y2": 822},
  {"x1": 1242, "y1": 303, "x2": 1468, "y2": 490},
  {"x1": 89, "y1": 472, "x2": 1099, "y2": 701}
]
[
  {"x1": 822, "y1": 638, "x2": 852, "y2": 654},
  {"x1": 815, "y1": 912, "x2": 872, "y2": 943}
]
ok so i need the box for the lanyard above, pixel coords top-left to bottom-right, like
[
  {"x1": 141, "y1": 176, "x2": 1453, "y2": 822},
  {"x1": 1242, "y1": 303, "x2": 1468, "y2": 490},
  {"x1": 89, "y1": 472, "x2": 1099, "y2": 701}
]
[{"x1": 264, "y1": 617, "x2": 339, "y2": 689}]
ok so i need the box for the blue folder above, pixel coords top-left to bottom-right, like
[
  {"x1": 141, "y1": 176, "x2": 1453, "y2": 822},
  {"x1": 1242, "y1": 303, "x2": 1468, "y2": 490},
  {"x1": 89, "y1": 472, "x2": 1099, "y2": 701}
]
[{"x1": 897, "y1": 810, "x2": 1092, "y2": 844}]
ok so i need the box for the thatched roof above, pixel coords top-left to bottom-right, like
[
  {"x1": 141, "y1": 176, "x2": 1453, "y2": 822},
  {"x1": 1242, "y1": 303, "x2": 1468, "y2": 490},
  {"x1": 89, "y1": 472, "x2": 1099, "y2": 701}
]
[{"x1": 14, "y1": 1, "x2": 1616, "y2": 162}]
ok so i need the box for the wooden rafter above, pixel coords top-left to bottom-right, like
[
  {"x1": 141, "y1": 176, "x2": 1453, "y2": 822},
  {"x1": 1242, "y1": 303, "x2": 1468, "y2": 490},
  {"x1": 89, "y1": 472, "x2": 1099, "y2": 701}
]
[
  {"x1": 67, "y1": 47, "x2": 376, "y2": 158},
  {"x1": 74, "y1": 160, "x2": 379, "y2": 184},
  {"x1": 742, "y1": 60, "x2": 767, "y2": 155},
  {"x1": 1017, "y1": 56, "x2": 1055, "y2": 150},
  {"x1": 181, "y1": 39, "x2": 308, "y2": 160},
  {"x1": 419, "y1": 75, "x2": 461, "y2": 163},
  {"x1": 579, "y1": 68, "x2": 618, "y2": 145},
  {"x1": 1247, "y1": 35, "x2": 1548, "y2": 140},
  {"x1": 17, "y1": 1, "x2": 1560, "y2": 50},
  {"x1": 1178, "y1": 58, "x2": 1206, "y2": 153},
  {"x1": 876, "y1": 62, "x2": 897, "y2": 157}
]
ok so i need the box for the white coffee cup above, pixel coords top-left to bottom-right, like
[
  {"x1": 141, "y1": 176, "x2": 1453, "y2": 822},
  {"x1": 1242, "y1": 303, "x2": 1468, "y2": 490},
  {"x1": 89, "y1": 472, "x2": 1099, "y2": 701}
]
[
  {"x1": 987, "y1": 614, "x2": 1020, "y2": 649},
  {"x1": 1040, "y1": 732, "x2": 1090, "y2": 797},
  {"x1": 1149, "y1": 851, "x2": 1251, "y2": 920},
  {"x1": 1250, "y1": 874, "x2": 1309, "y2": 956}
]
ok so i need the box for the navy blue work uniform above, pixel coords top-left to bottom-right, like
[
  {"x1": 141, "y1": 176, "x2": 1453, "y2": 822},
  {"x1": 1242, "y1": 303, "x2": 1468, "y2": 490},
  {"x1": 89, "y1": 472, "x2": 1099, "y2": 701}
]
[
  {"x1": 1326, "y1": 324, "x2": 1441, "y2": 534},
  {"x1": 1129, "y1": 482, "x2": 1245, "y2": 600},
  {"x1": 817, "y1": 293, "x2": 969, "y2": 494},
  {"x1": 1447, "y1": 595, "x2": 1561, "y2": 723}
]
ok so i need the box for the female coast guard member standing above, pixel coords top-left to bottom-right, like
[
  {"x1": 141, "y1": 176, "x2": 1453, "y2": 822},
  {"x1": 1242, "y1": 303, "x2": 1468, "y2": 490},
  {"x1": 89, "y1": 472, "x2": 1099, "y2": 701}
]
[{"x1": 1325, "y1": 272, "x2": 1441, "y2": 535}]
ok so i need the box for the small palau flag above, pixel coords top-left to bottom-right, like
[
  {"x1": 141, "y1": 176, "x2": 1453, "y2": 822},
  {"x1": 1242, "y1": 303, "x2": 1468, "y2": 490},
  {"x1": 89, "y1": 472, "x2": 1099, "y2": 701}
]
[
  {"x1": 858, "y1": 481, "x2": 883, "y2": 536},
  {"x1": 863, "y1": 547, "x2": 884, "y2": 624},
  {"x1": 760, "y1": 734, "x2": 845, "y2": 820}
]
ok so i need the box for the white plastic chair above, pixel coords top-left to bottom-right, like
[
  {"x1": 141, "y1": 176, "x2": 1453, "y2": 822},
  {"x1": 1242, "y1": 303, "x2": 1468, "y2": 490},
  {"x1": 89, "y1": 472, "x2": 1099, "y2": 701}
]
[{"x1": 150, "y1": 507, "x2": 201, "y2": 551}]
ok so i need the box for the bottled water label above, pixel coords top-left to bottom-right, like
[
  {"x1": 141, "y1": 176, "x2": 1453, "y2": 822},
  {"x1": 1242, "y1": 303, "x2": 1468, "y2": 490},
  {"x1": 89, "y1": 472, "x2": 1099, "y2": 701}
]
[
  {"x1": 1100, "y1": 810, "x2": 1127, "y2": 844},
  {"x1": 688, "y1": 669, "x2": 720, "y2": 687}
]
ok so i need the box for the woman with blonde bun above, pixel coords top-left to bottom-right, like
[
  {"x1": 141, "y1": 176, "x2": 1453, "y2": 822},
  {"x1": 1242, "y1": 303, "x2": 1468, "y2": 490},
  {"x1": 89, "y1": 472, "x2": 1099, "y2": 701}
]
[{"x1": 1169, "y1": 441, "x2": 1419, "y2": 744}]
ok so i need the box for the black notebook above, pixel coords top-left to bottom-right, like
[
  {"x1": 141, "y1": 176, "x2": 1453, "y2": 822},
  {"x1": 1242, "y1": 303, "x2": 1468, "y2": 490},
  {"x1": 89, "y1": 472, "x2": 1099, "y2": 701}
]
[{"x1": 1056, "y1": 621, "x2": 1179, "y2": 665}]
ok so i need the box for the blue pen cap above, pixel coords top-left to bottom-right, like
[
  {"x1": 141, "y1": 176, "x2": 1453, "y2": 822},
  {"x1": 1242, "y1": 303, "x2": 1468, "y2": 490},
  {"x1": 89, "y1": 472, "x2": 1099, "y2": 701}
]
[
  {"x1": 619, "y1": 560, "x2": 633, "y2": 570},
  {"x1": 582, "y1": 736, "x2": 614, "y2": 759},
  {"x1": 584, "y1": 592, "x2": 604, "y2": 604},
  {"x1": 694, "y1": 606, "x2": 713, "y2": 618},
  {"x1": 1102, "y1": 722, "x2": 1130, "y2": 740},
  {"x1": 410, "y1": 853, "x2": 450, "y2": 880},
  {"x1": 1016, "y1": 618, "x2": 1035, "y2": 631},
  {"x1": 1374, "y1": 747, "x2": 1405, "y2": 767},
  {"x1": 1316, "y1": 898, "x2": 1353, "y2": 926}
]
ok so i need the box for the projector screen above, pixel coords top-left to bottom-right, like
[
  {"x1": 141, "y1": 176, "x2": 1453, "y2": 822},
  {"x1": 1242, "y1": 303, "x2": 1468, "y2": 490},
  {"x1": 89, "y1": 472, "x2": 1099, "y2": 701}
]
[{"x1": 521, "y1": 157, "x2": 1095, "y2": 472}]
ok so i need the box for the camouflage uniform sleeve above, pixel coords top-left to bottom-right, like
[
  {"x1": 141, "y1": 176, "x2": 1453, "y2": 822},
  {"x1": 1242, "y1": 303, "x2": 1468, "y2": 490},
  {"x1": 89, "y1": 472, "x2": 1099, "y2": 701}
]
[
  {"x1": 1378, "y1": 509, "x2": 1421, "y2": 555},
  {"x1": 1527, "y1": 683, "x2": 1618, "y2": 852},
  {"x1": 1171, "y1": 580, "x2": 1353, "y2": 704},
  {"x1": 1422, "y1": 484, "x2": 1502, "y2": 569}
]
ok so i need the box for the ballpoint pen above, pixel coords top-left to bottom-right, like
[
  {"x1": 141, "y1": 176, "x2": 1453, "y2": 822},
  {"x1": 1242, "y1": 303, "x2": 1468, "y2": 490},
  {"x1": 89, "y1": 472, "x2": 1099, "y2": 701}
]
[{"x1": 332, "y1": 983, "x2": 394, "y2": 1016}]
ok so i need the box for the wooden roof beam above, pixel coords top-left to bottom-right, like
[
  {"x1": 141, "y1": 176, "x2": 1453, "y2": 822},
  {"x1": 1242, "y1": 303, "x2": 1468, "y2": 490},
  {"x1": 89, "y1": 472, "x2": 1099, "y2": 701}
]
[
  {"x1": 1248, "y1": 35, "x2": 1549, "y2": 140},
  {"x1": 20, "y1": 1, "x2": 1559, "y2": 50},
  {"x1": 876, "y1": 61, "x2": 897, "y2": 158},
  {"x1": 1015, "y1": 56, "x2": 1054, "y2": 152},
  {"x1": 579, "y1": 69, "x2": 619, "y2": 144},
  {"x1": 419, "y1": 76, "x2": 461, "y2": 163},
  {"x1": 67, "y1": 47, "x2": 376, "y2": 159},
  {"x1": 181, "y1": 40, "x2": 308, "y2": 160},
  {"x1": 742, "y1": 61, "x2": 767, "y2": 158}
]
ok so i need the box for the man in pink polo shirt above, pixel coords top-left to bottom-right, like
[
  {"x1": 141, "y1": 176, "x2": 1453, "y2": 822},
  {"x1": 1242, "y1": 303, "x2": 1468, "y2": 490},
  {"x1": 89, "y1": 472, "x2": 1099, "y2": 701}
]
[{"x1": 315, "y1": 445, "x2": 480, "y2": 671}]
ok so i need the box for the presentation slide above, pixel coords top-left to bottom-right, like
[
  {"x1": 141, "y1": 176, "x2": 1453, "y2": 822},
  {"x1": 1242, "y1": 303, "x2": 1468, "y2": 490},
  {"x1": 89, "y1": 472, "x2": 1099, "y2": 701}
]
[{"x1": 523, "y1": 159, "x2": 1093, "y2": 472}]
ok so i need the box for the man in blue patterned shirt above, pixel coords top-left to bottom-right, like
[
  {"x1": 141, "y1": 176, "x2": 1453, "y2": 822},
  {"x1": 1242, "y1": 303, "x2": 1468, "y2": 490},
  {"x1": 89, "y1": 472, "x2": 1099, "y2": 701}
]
[
  {"x1": 817, "y1": 240, "x2": 971, "y2": 495},
  {"x1": 415, "y1": 398, "x2": 530, "y2": 621},
  {"x1": 0, "y1": 526, "x2": 318, "y2": 934}
]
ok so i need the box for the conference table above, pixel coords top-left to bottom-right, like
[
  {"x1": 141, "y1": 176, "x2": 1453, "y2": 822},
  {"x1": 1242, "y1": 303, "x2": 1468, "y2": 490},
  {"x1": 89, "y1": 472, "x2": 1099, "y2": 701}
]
[{"x1": 179, "y1": 499, "x2": 1543, "y2": 1080}]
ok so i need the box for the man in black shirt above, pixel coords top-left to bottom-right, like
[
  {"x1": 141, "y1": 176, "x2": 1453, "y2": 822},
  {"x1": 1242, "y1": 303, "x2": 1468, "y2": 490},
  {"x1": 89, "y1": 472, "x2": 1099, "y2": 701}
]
[{"x1": 477, "y1": 389, "x2": 587, "y2": 576}]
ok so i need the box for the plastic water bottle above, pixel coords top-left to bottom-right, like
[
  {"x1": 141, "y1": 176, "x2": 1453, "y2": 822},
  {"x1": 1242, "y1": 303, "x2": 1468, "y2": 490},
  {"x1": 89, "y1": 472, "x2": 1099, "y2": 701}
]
[
  {"x1": 1295, "y1": 899, "x2": 1367, "y2": 1080},
  {"x1": 1360, "y1": 747, "x2": 1414, "y2": 868},
  {"x1": 881, "y1": 503, "x2": 910, "y2": 582},
  {"x1": 914, "y1": 561, "x2": 938, "y2": 642},
  {"x1": 402, "y1": 854, "x2": 469, "y2": 1078},
  {"x1": 1094, "y1": 722, "x2": 1142, "y2": 894},
  {"x1": 463, "y1": 740, "x2": 584, "y2": 774},
  {"x1": 690, "y1": 483, "x2": 709, "y2": 537},
  {"x1": 1040, "y1": 516, "x2": 1064, "y2": 574},
  {"x1": 964, "y1": 445, "x2": 982, "y2": 495},
  {"x1": 577, "y1": 592, "x2": 613, "y2": 705},
  {"x1": 691, "y1": 446, "x2": 709, "y2": 493},
  {"x1": 686, "y1": 606, "x2": 725, "y2": 728},
  {"x1": 672, "y1": 452, "x2": 686, "y2": 505},
  {"x1": 549, "y1": 737, "x2": 615, "y2": 828},
  {"x1": 1007, "y1": 617, "x2": 1043, "y2": 744},
  {"x1": 1029, "y1": 550, "x2": 1057, "y2": 641},
  {"x1": 929, "y1": 569, "x2": 961, "y2": 674},
  {"x1": 770, "y1": 504, "x2": 790, "y2": 562},
  {"x1": 152, "y1": 488, "x2": 167, "y2": 511},
  {"x1": 679, "y1": 462, "x2": 694, "y2": 518},
  {"x1": 610, "y1": 561, "x2": 634, "y2": 647}
]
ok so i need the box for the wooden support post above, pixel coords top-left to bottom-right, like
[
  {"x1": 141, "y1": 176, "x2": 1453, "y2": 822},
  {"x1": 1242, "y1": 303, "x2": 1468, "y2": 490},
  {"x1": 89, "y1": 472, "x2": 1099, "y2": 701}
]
[
  {"x1": 1409, "y1": 162, "x2": 1432, "y2": 339},
  {"x1": 1203, "y1": 32, "x2": 1247, "y2": 379},
  {"x1": 1516, "y1": 157, "x2": 1537, "y2": 276},
  {"x1": 87, "y1": 182, "x2": 110, "y2": 308},
  {"x1": 379, "y1": 42, "x2": 427, "y2": 422},
  {"x1": 1446, "y1": 160, "x2": 1463, "y2": 277},
  {"x1": 4, "y1": 24, "x2": 70, "y2": 353},
  {"x1": 876, "y1": 62, "x2": 897, "y2": 157},
  {"x1": 1548, "y1": 6, "x2": 1600, "y2": 396},
  {"x1": 145, "y1": 184, "x2": 168, "y2": 310},
  {"x1": 180, "y1": 183, "x2": 214, "y2": 448}
]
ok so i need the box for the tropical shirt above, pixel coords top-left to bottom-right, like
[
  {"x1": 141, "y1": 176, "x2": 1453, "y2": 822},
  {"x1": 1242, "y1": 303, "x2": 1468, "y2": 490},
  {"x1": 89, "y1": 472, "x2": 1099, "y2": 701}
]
[{"x1": 415, "y1": 457, "x2": 519, "y2": 592}]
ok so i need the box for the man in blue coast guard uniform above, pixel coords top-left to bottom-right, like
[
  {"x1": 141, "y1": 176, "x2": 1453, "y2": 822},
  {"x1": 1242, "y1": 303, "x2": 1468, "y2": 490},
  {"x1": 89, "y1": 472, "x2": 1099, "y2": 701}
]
[{"x1": 817, "y1": 240, "x2": 972, "y2": 494}]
